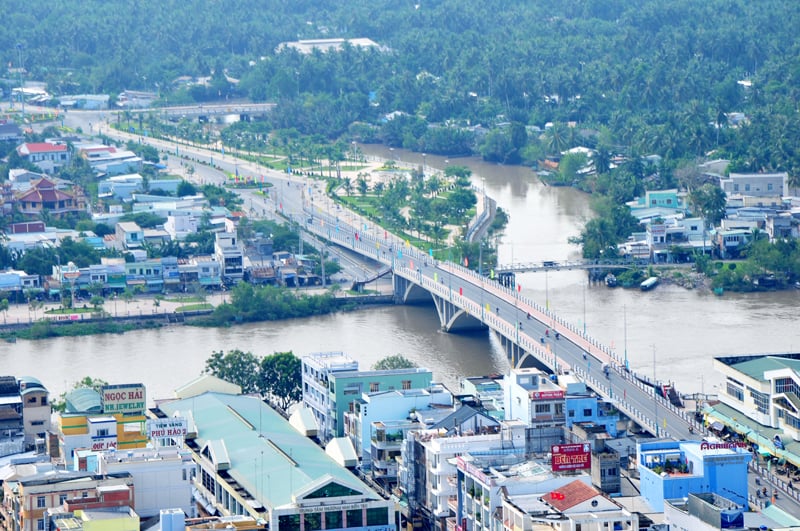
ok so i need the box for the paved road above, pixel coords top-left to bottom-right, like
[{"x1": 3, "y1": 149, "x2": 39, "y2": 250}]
[
  {"x1": 64, "y1": 109, "x2": 700, "y2": 442},
  {"x1": 54, "y1": 107, "x2": 800, "y2": 514}
]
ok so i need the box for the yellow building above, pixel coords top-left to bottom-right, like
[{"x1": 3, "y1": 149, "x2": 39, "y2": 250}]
[{"x1": 55, "y1": 385, "x2": 149, "y2": 467}]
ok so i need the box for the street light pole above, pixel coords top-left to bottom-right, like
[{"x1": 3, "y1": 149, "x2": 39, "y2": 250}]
[
  {"x1": 582, "y1": 280, "x2": 586, "y2": 333},
  {"x1": 652, "y1": 344, "x2": 659, "y2": 438}
]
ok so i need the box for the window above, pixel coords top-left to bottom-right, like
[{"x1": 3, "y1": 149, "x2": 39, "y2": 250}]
[
  {"x1": 325, "y1": 510, "x2": 343, "y2": 529},
  {"x1": 59, "y1": 494, "x2": 67, "y2": 504},
  {"x1": 748, "y1": 387, "x2": 770, "y2": 415},
  {"x1": 535, "y1": 403, "x2": 550, "y2": 414},
  {"x1": 568, "y1": 409, "x2": 575, "y2": 418},
  {"x1": 37, "y1": 520, "x2": 44, "y2": 531},
  {"x1": 726, "y1": 381, "x2": 744, "y2": 401},
  {"x1": 583, "y1": 408, "x2": 592, "y2": 416},
  {"x1": 37, "y1": 496, "x2": 46, "y2": 508},
  {"x1": 402, "y1": 380, "x2": 412, "y2": 390},
  {"x1": 745, "y1": 183, "x2": 751, "y2": 191},
  {"x1": 733, "y1": 184, "x2": 739, "y2": 192},
  {"x1": 303, "y1": 512, "x2": 321, "y2": 531},
  {"x1": 776, "y1": 377, "x2": 799, "y2": 396},
  {"x1": 346, "y1": 509, "x2": 363, "y2": 527},
  {"x1": 370, "y1": 382, "x2": 379, "y2": 392},
  {"x1": 366, "y1": 508, "x2": 388, "y2": 526},
  {"x1": 768, "y1": 183, "x2": 773, "y2": 191},
  {"x1": 277, "y1": 515, "x2": 300, "y2": 531}
]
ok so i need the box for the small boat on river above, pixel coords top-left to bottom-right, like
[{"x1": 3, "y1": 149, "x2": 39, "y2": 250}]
[{"x1": 640, "y1": 276, "x2": 659, "y2": 291}]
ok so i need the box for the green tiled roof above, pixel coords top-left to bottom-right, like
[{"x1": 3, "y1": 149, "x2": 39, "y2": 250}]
[
  {"x1": 730, "y1": 356, "x2": 800, "y2": 381},
  {"x1": 160, "y1": 393, "x2": 378, "y2": 509}
]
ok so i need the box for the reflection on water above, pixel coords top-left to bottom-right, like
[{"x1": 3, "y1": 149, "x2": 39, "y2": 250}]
[{"x1": 4, "y1": 146, "x2": 800, "y2": 402}]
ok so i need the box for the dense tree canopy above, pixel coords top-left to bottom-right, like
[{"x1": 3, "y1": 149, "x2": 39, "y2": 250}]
[
  {"x1": 205, "y1": 349, "x2": 302, "y2": 410},
  {"x1": 5, "y1": 0, "x2": 800, "y2": 170}
]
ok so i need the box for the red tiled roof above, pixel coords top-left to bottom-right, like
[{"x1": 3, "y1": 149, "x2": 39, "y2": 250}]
[
  {"x1": 21, "y1": 142, "x2": 68, "y2": 153},
  {"x1": 16, "y1": 186, "x2": 73, "y2": 203},
  {"x1": 15, "y1": 178, "x2": 75, "y2": 202},
  {"x1": 547, "y1": 480, "x2": 600, "y2": 512}
]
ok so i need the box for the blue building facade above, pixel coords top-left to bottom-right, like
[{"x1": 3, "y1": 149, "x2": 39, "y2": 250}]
[
  {"x1": 637, "y1": 440, "x2": 751, "y2": 512},
  {"x1": 565, "y1": 393, "x2": 620, "y2": 437}
]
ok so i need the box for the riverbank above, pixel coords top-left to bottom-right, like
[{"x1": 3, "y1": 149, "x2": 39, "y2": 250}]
[{"x1": 0, "y1": 286, "x2": 396, "y2": 339}]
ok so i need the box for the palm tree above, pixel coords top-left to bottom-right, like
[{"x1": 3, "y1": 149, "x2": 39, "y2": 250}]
[{"x1": 545, "y1": 123, "x2": 568, "y2": 155}]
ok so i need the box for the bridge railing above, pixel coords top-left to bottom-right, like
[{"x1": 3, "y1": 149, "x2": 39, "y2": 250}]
[{"x1": 305, "y1": 206, "x2": 692, "y2": 438}]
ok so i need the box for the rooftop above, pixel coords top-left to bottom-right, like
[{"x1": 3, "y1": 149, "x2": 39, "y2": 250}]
[{"x1": 159, "y1": 392, "x2": 380, "y2": 510}]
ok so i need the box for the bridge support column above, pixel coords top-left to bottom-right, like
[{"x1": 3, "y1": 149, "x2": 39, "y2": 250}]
[{"x1": 500, "y1": 335, "x2": 527, "y2": 367}]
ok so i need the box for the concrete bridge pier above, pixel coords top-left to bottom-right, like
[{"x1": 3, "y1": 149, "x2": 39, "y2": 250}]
[
  {"x1": 499, "y1": 334, "x2": 527, "y2": 367},
  {"x1": 431, "y1": 294, "x2": 485, "y2": 332},
  {"x1": 393, "y1": 275, "x2": 431, "y2": 304}
]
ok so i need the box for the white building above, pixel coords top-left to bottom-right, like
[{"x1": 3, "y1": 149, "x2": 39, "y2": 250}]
[
  {"x1": 504, "y1": 367, "x2": 566, "y2": 453},
  {"x1": 710, "y1": 354, "x2": 800, "y2": 462},
  {"x1": 720, "y1": 172, "x2": 788, "y2": 199},
  {"x1": 399, "y1": 421, "x2": 526, "y2": 524},
  {"x1": 344, "y1": 386, "x2": 453, "y2": 464},
  {"x1": 302, "y1": 352, "x2": 359, "y2": 443},
  {"x1": 456, "y1": 454, "x2": 597, "y2": 531},
  {"x1": 98, "y1": 447, "x2": 195, "y2": 518},
  {"x1": 214, "y1": 232, "x2": 244, "y2": 283},
  {"x1": 164, "y1": 212, "x2": 199, "y2": 241},
  {"x1": 501, "y1": 479, "x2": 638, "y2": 531}
]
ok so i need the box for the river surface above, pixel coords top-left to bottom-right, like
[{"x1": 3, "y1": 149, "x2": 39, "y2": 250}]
[{"x1": 4, "y1": 145, "x2": 800, "y2": 402}]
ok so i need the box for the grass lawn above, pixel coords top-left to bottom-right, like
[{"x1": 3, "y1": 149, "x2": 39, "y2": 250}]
[
  {"x1": 175, "y1": 303, "x2": 214, "y2": 312},
  {"x1": 45, "y1": 307, "x2": 96, "y2": 314}
]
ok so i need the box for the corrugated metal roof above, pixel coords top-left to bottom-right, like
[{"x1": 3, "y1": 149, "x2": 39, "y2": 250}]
[
  {"x1": 160, "y1": 393, "x2": 379, "y2": 509},
  {"x1": 65, "y1": 388, "x2": 103, "y2": 414},
  {"x1": 731, "y1": 356, "x2": 800, "y2": 381}
]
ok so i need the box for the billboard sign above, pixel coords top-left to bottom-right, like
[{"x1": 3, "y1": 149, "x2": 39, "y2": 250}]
[
  {"x1": 551, "y1": 443, "x2": 591, "y2": 472},
  {"x1": 530, "y1": 390, "x2": 564, "y2": 400},
  {"x1": 102, "y1": 384, "x2": 146, "y2": 415},
  {"x1": 146, "y1": 417, "x2": 188, "y2": 438}
]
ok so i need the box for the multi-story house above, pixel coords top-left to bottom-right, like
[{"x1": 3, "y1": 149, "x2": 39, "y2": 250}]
[
  {"x1": 55, "y1": 384, "x2": 149, "y2": 467},
  {"x1": 97, "y1": 447, "x2": 195, "y2": 518},
  {"x1": 301, "y1": 351, "x2": 433, "y2": 443},
  {"x1": 214, "y1": 232, "x2": 244, "y2": 284},
  {"x1": 115, "y1": 222, "x2": 144, "y2": 251},
  {"x1": 503, "y1": 367, "x2": 566, "y2": 453},
  {"x1": 456, "y1": 454, "x2": 596, "y2": 531},
  {"x1": 500, "y1": 479, "x2": 638, "y2": 531},
  {"x1": 16, "y1": 142, "x2": 71, "y2": 173},
  {"x1": 398, "y1": 420, "x2": 521, "y2": 529},
  {"x1": 637, "y1": 440, "x2": 751, "y2": 512},
  {"x1": 720, "y1": 172, "x2": 788, "y2": 199},
  {"x1": 14, "y1": 178, "x2": 83, "y2": 219},
  {"x1": 0, "y1": 471, "x2": 134, "y2": 531},
  {"x1": 0, "y1": 376, "x2": 51, "y2": 456},
  {"x1": 344, "y1": 384, "x2": 453, "y2": 465}
]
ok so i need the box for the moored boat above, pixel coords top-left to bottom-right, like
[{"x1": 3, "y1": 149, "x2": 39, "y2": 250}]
[{"x1": 640, "y1": 276, "x2": 659, "y2": 291}]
